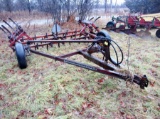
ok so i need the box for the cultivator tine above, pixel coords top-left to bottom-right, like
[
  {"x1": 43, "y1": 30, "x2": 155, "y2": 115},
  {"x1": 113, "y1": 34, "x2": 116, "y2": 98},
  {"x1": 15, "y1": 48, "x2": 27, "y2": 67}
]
[
  {"x1": 35, "y1": 43, "x2": 39, "y2": 50},
  {"x1": 60, "y1": 37, "x2": 65, "y2": 46},
  {"x1": 63, "y1": 30, "x2": 68, "y2": 39},
  {"x1": 34, "y1": 35, "x2": 37, "y2": 40},
  {"x1": 45, "y1": 33, "x2": 48, "y2": 38},
  {"x1": 1, "y1": 25, "x2": 11, "y2": 34},
  {"x1": 46, "y1": 44, "x2": 49, "y2": 50},
  {"x1": 49, "y1": 42, "x2": 53, "y2": 47},
  {"x1": 74, "y1": 29, "x2": 77, "y2": 38},
  {"x1": 94, "y1": 16, "x2": 101, "y2": 22},
  {"x1": 8, "y1": 18, "x2": 21, "y2": 29},
  {"x1": 3, "y1": 20, "x2": 14, "y2": 30},
  {"x1": 89, "y1": 17, "x2": 94, "y2": 21},
  {"x1": 0, "y1": 27, "x2": 7, "y2": 34},
  {"x1": 52, "y1": 32, "x2": 54, "y2": 37},
  {"x1": 58, "y1": 43, "x2": 60, "y2": 47}
]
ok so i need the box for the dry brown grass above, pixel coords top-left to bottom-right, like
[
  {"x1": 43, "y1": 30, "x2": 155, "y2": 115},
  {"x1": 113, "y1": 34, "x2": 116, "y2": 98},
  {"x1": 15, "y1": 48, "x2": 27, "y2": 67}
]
[{"x1": 0, "y1": 11, "x2": 51, "y2": 21}]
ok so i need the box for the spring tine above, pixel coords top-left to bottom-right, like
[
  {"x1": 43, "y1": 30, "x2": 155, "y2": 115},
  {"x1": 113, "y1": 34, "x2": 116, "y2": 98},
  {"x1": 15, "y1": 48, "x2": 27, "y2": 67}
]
[
  {"x1": 65, "y1": 30, "x2": 68, "y2": 38},
  {"x1": 49, "y1": 42, "x2": 53, "y2": 47},
  {"x1": 61, "y1": 38, "x2": 65, "y2": 45},
  {"x1": 34, "y1": 35, "x2": 36, "y2": 40},
  {"x1": 37, "y1": 44, "x2": 39, "y2": 49},
  {"x1": 89, "y1": 17, "x2": 94, "y2": 21},
  {"x1": 52, "y1": 32, "x2": 54, "y2": 36},
  {"x1": 75, "y1": 29, "x2": 77, "y2": 38},
  {"x1": 0, "y1": 27, "x2": 11, "y2": 39},
  {"x1": 3, "y1": 20, "x2": 14, "y2": 30},
  {"x1": 0, "y1": 27, "x2": 7, "y2": 34},
  {"x1": 36, "y1": 43, "x2": 39, "y2": 49},
  {"x1": 47, "y1": 44, "x2": 48, "y2": 50},
  {"x1": 9, "y1": 18, "x2": 16, "y2": 25},
  {"x1": 35, "y1": 44, "x2": 37, "y2": 50},
  {"x1": 63, "y1": 32, "x2": 66, "y2": 38},
  {"x1": 46, "y1": 33, "x2": 48, "y2": 38},
  {"x1": 63, "y1": 33, "x2": 65, "y2": 38},
  {"x1": 52, "y1": 33, "x2": 57, "y2": 40},
  {"x1": 58, "y1": 43, "x2": 60, "y2": 47},
  {"x1": 1, "y1": 25, "x2": 11, "y2": 34},
  {"x1": 8, "y1": 18, "x2": 20, "y2": 29}
]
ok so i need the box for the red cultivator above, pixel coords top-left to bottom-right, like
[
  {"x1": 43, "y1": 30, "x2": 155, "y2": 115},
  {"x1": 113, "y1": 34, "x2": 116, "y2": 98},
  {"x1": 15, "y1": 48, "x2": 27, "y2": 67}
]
[
  {"x1": 105, "y1": 15, "x2": 160, "y2": 38},
  {"x1": 0, "y1": 18, "x2": 149, "y2": 89}
]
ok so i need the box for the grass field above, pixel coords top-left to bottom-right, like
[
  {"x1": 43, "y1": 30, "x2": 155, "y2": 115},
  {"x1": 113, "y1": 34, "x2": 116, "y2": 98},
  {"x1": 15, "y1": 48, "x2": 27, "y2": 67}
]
[{"x1": 0, "y1": 13, "x2": 160, "y2": 119}]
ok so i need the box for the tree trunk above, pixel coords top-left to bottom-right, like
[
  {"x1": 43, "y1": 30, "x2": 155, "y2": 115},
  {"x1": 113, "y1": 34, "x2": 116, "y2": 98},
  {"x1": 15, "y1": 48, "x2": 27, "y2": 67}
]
[
  {"x1": 110, "y1": 0, "x2": 112, "y2": 17},
  {"x1": 27, "y1": 0, "x2": 31, "y2": 14},
  {"x1": 115, "y1": 0, "x2": 117, "y2": 12},
  {"x1": 104, "y1": 0, "x2": 107, "y2": 13}
]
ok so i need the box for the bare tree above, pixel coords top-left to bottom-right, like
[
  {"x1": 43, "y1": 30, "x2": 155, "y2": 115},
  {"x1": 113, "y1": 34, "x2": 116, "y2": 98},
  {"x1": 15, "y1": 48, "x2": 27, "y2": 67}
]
[
  {"x1": 14, "y1": 0, "x2": 27, "y2": 11},
  {"x1": 0, "y1": 0, "x2": 95, "y2": 22},
  {"x1": 110, "y1": 0, "x2": 112, "y2": 17},
  {"x1": 37, "y1": 0, "x2": 43, "y2": 11},
  {"x1": 78, "y1": 0, "x2": 94, "y2": 20},
  {"x1": 27, "y1": 0, "x2": 31, "y2": 14},
  {"x1": 104, "y1": 0, "x2": 107, "y2": 13},
  {"x1": 0, "y1": 0, "x2": 3, "y2": 12},
  {"x1": 3, "y1": 0, "x2": 13, "y2": 12},
  {"x1": 115, "y1": 0, "x2": 118, "y2": 12}
]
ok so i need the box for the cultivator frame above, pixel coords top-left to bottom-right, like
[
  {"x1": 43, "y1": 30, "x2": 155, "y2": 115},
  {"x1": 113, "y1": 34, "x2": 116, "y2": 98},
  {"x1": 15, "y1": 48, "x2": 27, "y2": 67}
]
[
  {"x1": 0, "y1": 18, "x2": 149, "y2": 89},
  {"x1": 105, "y1": 15, "x2": 160, "y2": 38}
]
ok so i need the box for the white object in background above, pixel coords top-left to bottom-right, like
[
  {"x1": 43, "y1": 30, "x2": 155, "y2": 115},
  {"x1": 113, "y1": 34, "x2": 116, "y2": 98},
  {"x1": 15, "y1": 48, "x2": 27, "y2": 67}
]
[{"x1": 52, "y1": 23, "x2": 61, "y2": 33}]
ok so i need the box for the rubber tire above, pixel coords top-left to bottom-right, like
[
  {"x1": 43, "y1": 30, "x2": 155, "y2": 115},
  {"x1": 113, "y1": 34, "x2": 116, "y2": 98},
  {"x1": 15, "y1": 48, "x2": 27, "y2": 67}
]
[
  {"x1": 106, "y1": 21, "x2": 115, "y2": 29},
  {"x1": 15, "y1": 43, "x2": 27, "y2": 69},
  {"x1": 156, "y1": 29, "x2": 160, "y2": 38},
  {"x1": 128, "y1": 25, "x2": 135, "y2": 29},
  {"x1": 97, "y1": 30, "x2": 123, "y2": 66},
  {"x1": 118, "y1": 25, "x2": 125, "y2": 30},
  {"x1": 97, "y1": 30, "x2": 111, "y2": 40}
]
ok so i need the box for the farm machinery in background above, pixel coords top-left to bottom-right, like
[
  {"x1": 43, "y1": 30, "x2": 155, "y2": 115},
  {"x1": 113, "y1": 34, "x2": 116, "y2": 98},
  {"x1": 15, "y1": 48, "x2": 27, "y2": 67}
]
[
  {"x1": 105, "y1": 15, "x2": 160, "y2": 38},
  {"x1": 0, "y1": 17, "x2": 148, "y2": 89}
]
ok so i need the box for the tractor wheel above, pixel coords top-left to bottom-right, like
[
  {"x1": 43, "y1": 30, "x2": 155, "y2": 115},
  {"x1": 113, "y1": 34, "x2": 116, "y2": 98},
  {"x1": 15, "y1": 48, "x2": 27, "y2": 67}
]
[
  {"x1": 156, "y1": 29, "x2": 160, "y2": 38},
  {"x1": 15, "y1": 43, "x2": 27, "y2": 69},
  {"x1": 106, "y1": 21, "x2": 115, "y2": 29},
  {"x1": 97, "y1": 30, "x2": 111, "y2": 39},
  {"x1": 118, "y1": 25, "x2": 125, "y2": 30},
  {"x1": 128, "y1": 24, "x2": 136, "y2": 29}
]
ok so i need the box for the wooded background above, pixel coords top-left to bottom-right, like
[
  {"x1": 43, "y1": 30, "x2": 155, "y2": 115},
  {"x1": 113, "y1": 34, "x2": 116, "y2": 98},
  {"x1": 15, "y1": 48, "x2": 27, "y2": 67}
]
[{"x1": 0, "y1": 0, "x2": 160, "y2": 21}]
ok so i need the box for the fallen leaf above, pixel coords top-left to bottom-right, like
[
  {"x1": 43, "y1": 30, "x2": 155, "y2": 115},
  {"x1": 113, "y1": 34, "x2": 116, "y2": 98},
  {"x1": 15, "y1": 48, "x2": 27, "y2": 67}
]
[
  {"x1": 120, "y1": 111, "x2": 125, "y2": 116},
  {"x1": 150, "y1": 81, "x2": 155, "y2": 87},
  {"x1": 98, "y1": 78, "x2": 104, "y2": 83},
  {"x1": 120, "y1": 101, "x2": 126, "y2": 108},
  {"x1": 44, "y1": 108, "x2": 54, "y2": 115},
  {"x1": 0, "y1": 95, "x2": 4, "y2": 100}
]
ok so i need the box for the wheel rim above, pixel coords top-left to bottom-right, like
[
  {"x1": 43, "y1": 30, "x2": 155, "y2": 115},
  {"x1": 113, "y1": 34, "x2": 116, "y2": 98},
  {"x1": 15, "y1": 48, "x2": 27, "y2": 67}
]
[
  {"x1": 156, "y1": 29, "x2": 160, "y2": 38},
  {"x1": 107, "y1": 22, "x2": 114, "y2": 29}
]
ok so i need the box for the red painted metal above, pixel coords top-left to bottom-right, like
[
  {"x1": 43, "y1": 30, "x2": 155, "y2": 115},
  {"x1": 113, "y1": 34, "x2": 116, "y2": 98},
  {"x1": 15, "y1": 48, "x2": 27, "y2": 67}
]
[
  {"x1": 105, "y1": 15, "x2": 160, "y2": 37},
  {"x1": 0, "y1": 17, "x2": 149, "y2": 89}
]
